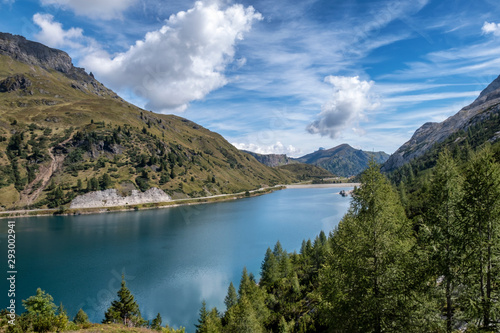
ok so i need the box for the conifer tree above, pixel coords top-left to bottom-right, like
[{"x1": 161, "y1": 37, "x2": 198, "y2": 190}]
[
  {"x1": 260, "y1": 248, "x2": 279, "y2": 288},
  {"x1": 195, "y1": 301, "x2": 208, "y2": 333},
  {"x1": 460, "y1": 146, "x2": 500, "y2": 329},
  {"x1": 151, "y1": 313, "x2": 162, "y2": 331},
  {"x1": 73, "y1": 308, "x2": 89, "y2": 325},
  {"x1": 421, "y1": 150, "x2": 464, "y2": 332},
  {"x1": 319, "y1": 161, "x2": 415, "y2": 332},
  {"x1": 224, "y1": 282, "x2": 238, "y2": 311},
  {"x1": 103, "y1": 275, "x2": 144, "y2": 327}
]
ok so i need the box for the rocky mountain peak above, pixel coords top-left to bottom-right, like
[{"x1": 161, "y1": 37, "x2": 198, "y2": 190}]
[
  {"x1": 0, "y1": 32, "x2": 73, "y2": 73},
  {"x1": 382, "y1": 74, "x2": 500, "y2": 172}
]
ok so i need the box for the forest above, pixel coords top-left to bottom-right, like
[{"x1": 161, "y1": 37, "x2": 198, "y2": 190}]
[{"x1": 2, "y1": 144, "x2": 499, "y2": 333}]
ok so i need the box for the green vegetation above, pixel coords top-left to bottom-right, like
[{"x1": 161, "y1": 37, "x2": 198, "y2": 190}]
[
  {"x1": 2, "y1": 146, "x2": 499, "y2": 332},
  {"x1": 193, "y1": 147, "x2": 500, "y2": 333},
  {"x1": 0, "y1": 55, "x2": 294, "y2": 210}
]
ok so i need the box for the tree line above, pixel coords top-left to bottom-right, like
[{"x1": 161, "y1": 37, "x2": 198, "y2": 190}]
[{"x1": 194, "y1": 145, "x2": 499, "y2": 332}]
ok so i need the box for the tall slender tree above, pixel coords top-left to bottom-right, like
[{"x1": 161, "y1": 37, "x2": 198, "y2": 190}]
[
  {"x1": 421, "y1": 150, "x2": 464, "y2": 332},
  {"x1": 460, "y1": 145, "x2": 500, "y2": 329},
  {"x1": 319, "y1": 161, "x2": 415, "y2": 332}
]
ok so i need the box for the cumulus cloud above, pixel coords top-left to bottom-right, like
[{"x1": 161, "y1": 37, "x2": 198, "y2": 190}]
[
  {"x1": 306, "y1": 76, "x2": 379, "y2": 139},
  {"x1": 33, "y1": 13, "x2": 84, "y2": 48},
  {"x1": 40, "y1": 0, "x2": 136, "y2": 19},
  {"x1": 81, "y1": 1, "x2": 261, "y2": 112},
  {"x1": 232, "y1": 142, "x2": 300, "y2": 155},
  {"x1": 482, "y1": 21, "x2": 500, "y2": 36}
]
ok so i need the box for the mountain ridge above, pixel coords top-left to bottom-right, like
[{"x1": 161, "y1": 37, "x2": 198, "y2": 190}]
[
  {"x1": 0, "y1": 32, "x2": 294, "y2": 210},
  {"x1": 382, "y1": 75, "x2": 500, "y2": 172}
]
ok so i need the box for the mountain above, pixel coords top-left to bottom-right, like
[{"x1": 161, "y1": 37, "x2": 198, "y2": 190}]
[
  {"x1": 382, "y1": 75, "x2": 500, "y2": 172},
  {"x1": 294, "y1": 144, "x2": 390, "y2": 177},
  {"x1": 242, "y1": 151, "x2": 292, "y2": 167},
  {"x1": 0, "y1": 32, "x2": 294, "y2": 210}
]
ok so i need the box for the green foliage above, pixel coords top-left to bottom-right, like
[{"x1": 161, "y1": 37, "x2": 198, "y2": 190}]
[
  {"x1": 318, "y1": 161, "x2": 417, "y2": 332},
  {"x1": 151, "y1": 312, "x2": 162, "y2": 331},
  {"x1": 73, "y1": 308, "x2": 89, "y2": 325},
  {"x1": 459, "y1": 145, "x2": 500, "y2": 329},
  {"x1": 103, "y1": 275, "x2": 145, "y2": 327},
  {"x1": 21, "y1": 288, "x2": 57, "y2": 333}
]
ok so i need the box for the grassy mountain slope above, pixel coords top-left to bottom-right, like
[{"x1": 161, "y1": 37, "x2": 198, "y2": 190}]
[
  {"x1": 0, "y1": 33, "x2": 294, "y2": 210},
  {"x1": 294, "y1": 144, "x2": 389, "y2": 177},
  {"x1": 277, "y1": 163, "x2": 334, "y2": 180}
]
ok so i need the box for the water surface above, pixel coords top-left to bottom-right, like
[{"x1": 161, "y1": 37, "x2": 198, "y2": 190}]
[{"x1": 0, "y1": 187, "x2": 351, "y2": 330}]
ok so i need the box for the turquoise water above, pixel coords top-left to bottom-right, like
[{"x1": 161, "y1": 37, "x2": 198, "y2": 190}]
[{"x1": 0, "y1": 187, "x2": 351, "y2": 331}]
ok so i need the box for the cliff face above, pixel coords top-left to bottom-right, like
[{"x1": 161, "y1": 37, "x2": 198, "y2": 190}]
[
  {"x1": 0, "y1": 32, "x2": 73, "y2": 73},
  {"x1": 0, "y1": 32, "x2": 117, "y2": 98},
  {"x1": 382, "y1": 75, "x2": 500, "y2": 172}
]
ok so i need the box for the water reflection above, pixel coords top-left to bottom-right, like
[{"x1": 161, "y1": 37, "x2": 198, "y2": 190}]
[{"x1": 1, "y1": 188, "x2": 351, "y2": 330}]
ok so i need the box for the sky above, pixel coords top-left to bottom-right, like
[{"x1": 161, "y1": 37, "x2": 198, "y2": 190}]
[{"x1": 1, "y1": 0, "x2": 500, "y2": 157}]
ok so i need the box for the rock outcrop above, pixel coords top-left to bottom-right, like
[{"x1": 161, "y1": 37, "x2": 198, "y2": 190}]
[
  {"x1": 70, "y1": 187, "x2": 172, "y2": 209},
  {"x1": 382, "y1": 75, "x2": 500, "y2": 172},
  {"x1": 0, "y1": 32, "x2": 119, "y2": 98}
]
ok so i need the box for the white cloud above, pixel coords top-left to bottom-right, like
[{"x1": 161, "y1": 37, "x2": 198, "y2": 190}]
[
  {"x1": 40, "y1": 0, "x2": 137, "y2": 19},
  {"x1": 306, "y1": 76, "x2": 379, "y2": 139},
  {"x1": 232, "y1": 142, "x2": 300, "y2": 156},
  {"x1": 33, "y1": 13, "x2": 84, "y2": 48},
  {"x1": 82, "y1": 1, "x2": 262, "y2": 112},
  {"x1": 482, "y1": 21, "x2": 500, "y2": 36}
]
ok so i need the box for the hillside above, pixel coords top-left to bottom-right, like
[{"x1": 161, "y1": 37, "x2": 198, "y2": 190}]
[
  {"x1": 382, "y1": 75, "x2": 500, "y2": 172},
  {"x1": 242, "y1": 150, "x2": 293, "y2": 167},
  {"x1": 277, "y1": 163, "x2": 334, "y2": 180},
  {"x1": 0, "y1": 32, "x2": 294, "y2": 210},
  {"x1": 294, "y1": 144, "x2": 389, "y2": 177}
]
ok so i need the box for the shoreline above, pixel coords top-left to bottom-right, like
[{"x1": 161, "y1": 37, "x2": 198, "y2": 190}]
[
  {"x1": 0, "y1": 183, "x2": 359, "y2": 219},
  {"x1": 285, "y1": 183, "x2": 360, "y2": 189}
]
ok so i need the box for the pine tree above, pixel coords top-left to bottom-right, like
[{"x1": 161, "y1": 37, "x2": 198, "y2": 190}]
[
  {"x1": 73, "y1": 308, "x2": 89, "y2": 325},
  {"x1": 421, "y1": 150, "x2": 464, "y2": 332},
  {"x1": 195, "y1": 300, "x2": 208, "y2": 333},
  {"x1": 224, "y1": 282, "x2": 238, "y2": 311},
  {"x1": 103, "y1": 275, "x2": 144, "y2": 327},
  {"x1": 260, "y1": 248, "x2": 279, "y2": 288},
  {"x1": 460, "y1": 146, "x2": 500, "y2": 329},
  {"x1": 319, "y1": 161, "x2": 415, "y2": 332},
  {"x1": 151, "y1": 313, "x2": 162, "y2": 331}
]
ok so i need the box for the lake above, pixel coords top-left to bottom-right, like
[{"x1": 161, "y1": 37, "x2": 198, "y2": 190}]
[{"x1": 0, "y1": 187, "x2": 351, "y2": 331}]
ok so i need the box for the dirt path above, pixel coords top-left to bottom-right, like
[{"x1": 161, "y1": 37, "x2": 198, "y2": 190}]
[{"x1": 19, "y1": 135, "x2": 73, "y2": 207}]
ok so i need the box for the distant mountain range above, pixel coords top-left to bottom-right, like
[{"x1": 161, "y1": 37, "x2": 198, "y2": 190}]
[
  {"x1": 382, "y1": 75, "x2": 500, "y2": 173},
  {"x1": 245, "y1": 144, "x2": 390, "y2": 177}
]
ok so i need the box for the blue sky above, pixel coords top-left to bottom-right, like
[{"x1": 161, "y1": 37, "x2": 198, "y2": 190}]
[{"x1": 1, "y1": 0, "x2": 500, "y2": 156}]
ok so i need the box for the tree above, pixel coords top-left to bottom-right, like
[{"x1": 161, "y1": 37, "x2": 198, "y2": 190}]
[
  {"x1": 54, "y1": 303, "x2": 68, "y2": 332},
  {"x1": 195, "y1": 300, "x2": 209, "y2": 333},
  {"x1": 73, "y1": 308, "x2": 89, "y2": 325},
  {"x1": 420, "y1": 150, "x2": 464, "y2": 332},
  {"x1": 460, "y1": 146, "x2": 500, "y2": 329},
  {"x1": 151, "y1": 313, "x2": 162, "y2": 331},
  {"x1": 260, "y1": 248, "x2": 279, "y2": 288},
  {"x1": 22, "y1": 288, "x2": 57, "y2": 333},
  {"x1": 103, "y1": 275, "x2": 144, "y2": 327},
  {"x1": 224, "y1": 282, "x2": 238, "y2": 311},
  {"x1": 99, "y1": 173, "x2": 113, "y2": 190},
  {"x1": 224, "y1": 295, "x2": 263, "y2": 333},
  {"x1": 319, "y1": 161, "x2": 416, "y2": 332}
]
